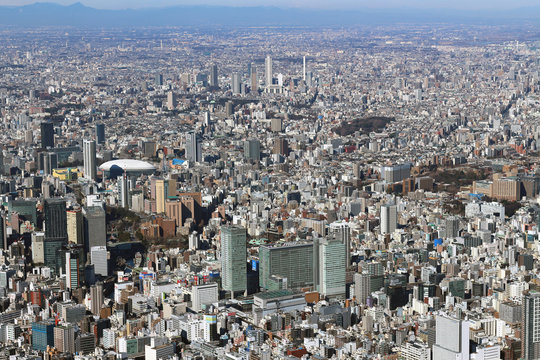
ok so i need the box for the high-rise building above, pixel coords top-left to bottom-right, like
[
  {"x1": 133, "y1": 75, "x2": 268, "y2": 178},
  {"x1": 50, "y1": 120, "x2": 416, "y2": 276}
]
[
  {"x1": 265, "y1": 55, "x2": 273, "y2": 86},
  {"x1": 90, "y1": 283, "x2": 104, "y2": 315},
  {"x1": 232, "y1": 73, "x2": 241, "y2": 94},
  {"x1": 273, "y1": 138, "x2": 289, "y2": 156},
  {"x1": 65, "y1": 250, "x2": 81, "y2": 289},
  {"x1": 250, "y1": 64, "x2": 257, "y2": 92},
  {"x1": 445, "y1": 216, "x2": 460, "y2": 239},
  {"x1": 221, "y1": 225, "x2": 247, "y2": 295},
  {"x1": 244, "y1": 139, "x2": 261, "y2": 161},
  {"x1": 185, "y1": 132, "x2": 202, "y2": 163},
  {"x1": 303, "y1": 55, "x2": 307, "y2": 80},
  {"x1": 259, "y1": 242, "x2": 314, "y2": 290},
  {"x1": 67, "y1": 209, "x2": 83, "y2": 245},
  {"x1": 0, "y1": 212, "x2": 6, "y2": 250},
  {"x1": 192, "y1": 282, "x2": 219, "y2": 311},
  {"x1": 167, "y1": 91, "x2": 176, "y2": 110},
  {"x1": 118, "y1": 173, "x2": 130, "y2": 208},
  {"x1": 155, "y1": 74, "x2": 163, "y2": 87},
  {"x1": 95, "y1": 123, "x2": 105, "y2": 144},
  {"x1": 43, "y1": 152, "x2": 58, "y2": 175},
  {"x1": 91, "y1": 246, "x2": 108, "y2": 277},
  {"x1": 354, "y1": 272, "x2": 371, "y2": 304},
  {"x1": 83, "y1": 139, "x2": 97, "y2": 180},
  {"x1": 380, "y1": 204, "x2": 397, "y2": 235},
  {"x1": 432, "y1": 315, "x2": 470, "y2": 360},
  {"x1": 209, "y1": 64, "x2": 218, "y2": 87},
  {"x1": 31, "y1": 321, "x2": 55, "y2": 351},
  {"x1": 54, "y1": 324, "x2": 75, "y2": 353},
  {"x1": 329, "y1": 221, "x2": 351, "y2": 266},
  {"x1": 83, "y1": 206, "x2": 106, "y2": 252},
  {"x1": 317, "y1": 239, "x2": 346, "y2": 298},
  {"x1": 522, "y1": 291, "x2": 540, "y2": 359},
  {"x1": 44, "y1": 198, "x2": 67, "y2": 239},
  {"x1": 40, "y1": 121, "x2": 54, "y2": 149}
]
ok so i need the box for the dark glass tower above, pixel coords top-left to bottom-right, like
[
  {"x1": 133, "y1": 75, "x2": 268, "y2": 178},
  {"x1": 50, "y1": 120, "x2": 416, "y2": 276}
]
[{"x1": 40, "y1": 122, "x2": 54, "y2": 149}]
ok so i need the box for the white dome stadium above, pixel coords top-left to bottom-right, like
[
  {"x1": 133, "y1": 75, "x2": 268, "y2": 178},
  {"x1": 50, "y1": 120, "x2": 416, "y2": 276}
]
[{"x1": 99, "y1": 159, "x2": 156, "y2": 177}]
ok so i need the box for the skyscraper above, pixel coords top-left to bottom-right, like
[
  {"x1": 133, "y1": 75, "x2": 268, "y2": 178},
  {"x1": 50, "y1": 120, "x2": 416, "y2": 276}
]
[
  {"x1": 44, "y1": 198, "x2": 67, "y2": 239},
  {"x1": 303, "y1": 55, "x2": 307, "y2": 81},
  {"x1": 83, "y1": 206, "x2": 106, "y2": 252},
  {"x1": 265, "y1": 55, "x2": 273, "y2": 86},
  {"x1": 43, "y1": 152, "x2": 58, "y2": 175},
  {"x1": 90, "y1": 283, "x2": 104, "y2": 315},
  {"x1": 380, "y1": 204, "x2": 397, "y2": 235},
  {"x1": 522, "y1": 291, "x2": 540, "y2": 359},
  {"x1": 95, "y1": 123, "x2": 105, "y2": 144},
  {"x1": 432, "y1": 315, "x2": 470, "y2": 360},
  {"x1": 329, "y1": 220, "x2": 351, "y2": 266},
  {"x1": 31, "y1": 321, "x2": 55, "y2": 351},
  {"x1": 232, "y1": 73, "x2": 241, "y2": 94},
  {"x1": 0, "y1": 212, "x2": 6, "y2": 250},
  {"x1": 67, "y1": 209, "x2": 83, "y2": 245},
  {"x1": 317, "y1": 239, "x2": 346, "y2": 298},
  {"x1": 221, "y1": 225, "x2": 247, "y2": 295},
  {"x1": 118, "y1": 173, "x2": 129, "y2": 208},
  {"x1": 155, "y1": 74, "x2": 163, "y2": 87},
  {"x1": 167, "y1": 91, "x2": 176, "y2": 110},
  {"x1": 54, "y1": 324, "x2": 75, "y2": 353},
  {"x1": 91, "y1": 246, "x2": 108, "y2": 277},
  {"x1": 259, "y1": 242, "x2": 314, "y2": 290},
  {"x1": 40, "y1": 121, "x2": 54, "y2": 149},
  {"x1": 209, "y1": 64, "x2": 218, "y2": 87},
  {"x1": 244, "y1": 139, "x2": 261, "y2": 161},
  {"x1": 186, "y1": 131, "x2": 202, "y2": 163},
  {"x1": 83, "y1": 139, "x2": 97, "y2": 180},
  {"x1": 250, "y1": 64, "x2": 258, "y2": 92},
  {"x1": 65, "y1": 250, "x2": 81, "y2": 290}
]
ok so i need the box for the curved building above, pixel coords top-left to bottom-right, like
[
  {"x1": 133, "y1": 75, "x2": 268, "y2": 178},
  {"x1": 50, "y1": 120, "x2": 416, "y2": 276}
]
[{"x1": 99, "y1": 159, "x2": 156, "y2": 178}]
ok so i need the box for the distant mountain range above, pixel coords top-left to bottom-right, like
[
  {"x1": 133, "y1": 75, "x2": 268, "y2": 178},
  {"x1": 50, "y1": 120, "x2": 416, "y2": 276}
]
[{"x1": 0, "y1": 2, "x2": 539, "y2": 27}]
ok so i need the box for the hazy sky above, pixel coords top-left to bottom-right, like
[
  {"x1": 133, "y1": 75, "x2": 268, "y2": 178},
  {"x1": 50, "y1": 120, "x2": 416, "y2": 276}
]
[{"x1": 0, "y1": 0, "x2": 537, "y2": 10}]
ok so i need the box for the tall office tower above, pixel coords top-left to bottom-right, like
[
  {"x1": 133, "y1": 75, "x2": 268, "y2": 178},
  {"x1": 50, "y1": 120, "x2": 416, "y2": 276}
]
[
  {"x1": 209, "y1": 64, "x2": 218, "y2": 87},
  {"x1": 317, "y1": 239, "x2": 346, "y2": 298},
  {"x1": 65, "y1": 251, "x2": 80, "y2": 289},
  {"x1": 43, "y1": 152, "x2": 58, "y2": 175},
  {"x1": 83, "y1": 206, "x2": 106, "y2": 252},
  {"x1": 25, "y1": 129, "x2": 33, "y2": 145},
  {"x1": 186, "y1": 131, "x2": 202, "y2": 163},
  {"x1": 433, "y1": 315, "x2": 470, "y2": 360},
  {"x1": 244, "y1": 138, "x2": 261, "y2": 161},
  {"x1": 32, "y1": 232, "x2": 45, "y2": 264},
  {"x1": 221, "y1": 225, "x2": 247, "y2": 295},
  {"x1": 40, "y1": 121, "x2": 54, "y2": 148},
  {"x1": 67, "y1": 209, "x2": 83, "y2": 245},
  {"x1": 273, "y1": 138, "x2": 289, "y2": 156},
  {"x1": 155, "y1": 178, "x2": 166, "y2": 213},
  {"x1": 83, "y1": 139, "x2": 97, "y2": 180},
  {"x1": 231, "y1": 73, "x2": 241, "y2": 94},
  {"x1": 522, "y1": 291, "x2": 540, "y2": 359},
  {"x1": 90, "y1": 283, "x2": 104, "y2": 315},
  {"x1": 265, "y1": 55, "x2": 273, "y2": 86},
  {"x1": 167, "y1": 91, "x2": 176, "y2": 110},
  {"x1": 44, "y1": 198, "x2": 67, "y2": 239},
  {"x1": 118, "y1": 173, "x2": 129, "y2": 208},
  {"x1": 250, "y1": 65, "x2": 257, "y2": 92},
  {"x1": 445, "y1": 216, "x2": 460, "y2": 238},
  {"x1": 367, "y1": 261, "x2": 385, "y2": 294},
  {"x1": 31, "y1": 321, "x2": 55, "y2": 351},
  {"x1": 95, "y1": 123, "x2": 105, "y2": 144},
  {"x1": 303, "y1": 55, "x2": 306, "y2": 80},
  {"x1": 0, "y1": 150, "x2": 3, "y2": 175},
  {"x1": 155, "y1": 74, "x2": 163, "y2": 87},
  {"x1": 259, "y1": 242, "x2": 314, "y2": 290},
  {"x1": 329, "y1": 220, "x2": 351, "y2": 266},
  {"x1": 271, "y1": 118, "x2": 283, "y2": 132},
  {"x1": 380, "y1": 204, "x2": 397, "y2": 235},
  {"x1": 354, "y1": 272, "x2": 371, "y2": 303},
  {"x1": 91, "y1": 246, "x2": 108, "y2": 277},
  {"x1": 0, "y1": 212, "x2": 6, "y2": 250},
  {"x1": 54, "y1": 324, "x2": 75, "y2": 353},
  {"x1": 306, "y1": 71, "x2": 313, "y2": 87}
]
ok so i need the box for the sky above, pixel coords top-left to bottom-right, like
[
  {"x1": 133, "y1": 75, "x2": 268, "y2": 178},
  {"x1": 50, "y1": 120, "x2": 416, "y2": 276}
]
[{"x1": 0, "y1": 0, "x2": 537, "y2": 10}]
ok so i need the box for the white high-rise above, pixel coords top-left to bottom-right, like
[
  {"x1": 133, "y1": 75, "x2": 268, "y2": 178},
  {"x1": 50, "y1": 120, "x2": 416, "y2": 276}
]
[
  {"x1": 83, "y1": 139, "x2": 96, "y2": 180},
  {"x1": 381, "y1": 204, "x2": 397, "y2": 235},
  {"x1": 265, "y1": 55, "x2": 272, "y2": 86},
  {"x1": 329, "y1": 220, "x2": 351, "y2": 266}
]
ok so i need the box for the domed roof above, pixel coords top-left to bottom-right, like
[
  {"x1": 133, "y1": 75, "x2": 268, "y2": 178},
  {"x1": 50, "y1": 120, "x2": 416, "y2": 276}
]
[{"x1": 99, "y1": 159, "x2": 156, "y2": 172}]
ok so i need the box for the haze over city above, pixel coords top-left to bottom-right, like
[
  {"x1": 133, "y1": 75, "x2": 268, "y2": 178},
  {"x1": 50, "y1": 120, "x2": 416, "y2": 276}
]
[{"x1": 0, "y1": 1, "x2": 539, "y2": 360}]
